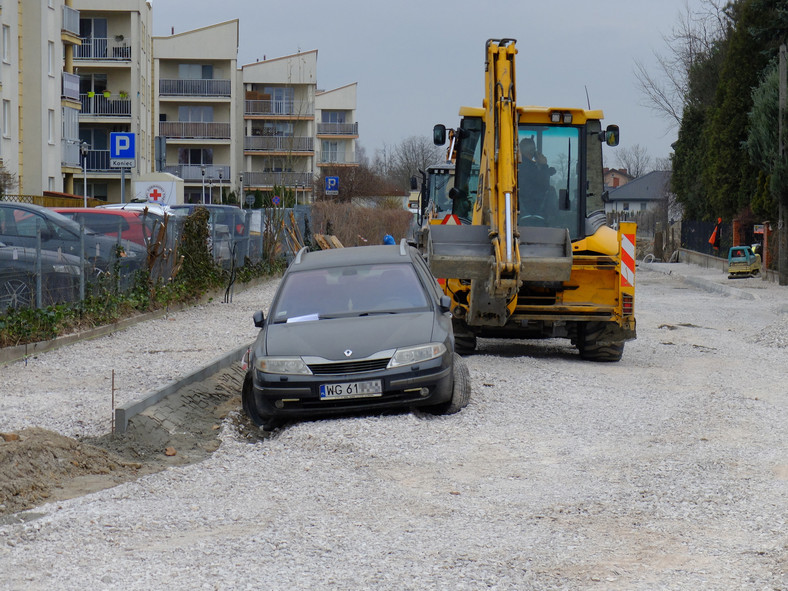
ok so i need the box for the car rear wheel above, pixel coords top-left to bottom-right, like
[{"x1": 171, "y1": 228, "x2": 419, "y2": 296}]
[
  {"x1": 0, "y1": 277, "x2": 33, "y2": 310},
  {"x1": 425, "y1": 353, "x2": 471, "y2": 415}
]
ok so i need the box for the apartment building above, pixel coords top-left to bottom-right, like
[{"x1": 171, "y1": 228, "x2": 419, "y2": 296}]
[
  {"x1": 2, "y1": 3, "x2": 357, "y2": 205},
  {"x1": 152, "y1": 20, "x2": 239, "y2": 204},
  {"x1": 240, "y1": 51, "x2": 318, "y2": 203},
  {"x1": 73, "y1": 0, "x2": 153, "y2": 202},
  {"x1": 316, "y1": 83, "x2": 358, "y2": 169},
  {"x1": 0, "y1": 0, "x2": 81, "y2": 195}
]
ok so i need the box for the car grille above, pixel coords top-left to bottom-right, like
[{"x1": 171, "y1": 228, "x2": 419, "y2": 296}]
[{"x1": 308, "y1": 358, "x2": 390, "y2": 375}]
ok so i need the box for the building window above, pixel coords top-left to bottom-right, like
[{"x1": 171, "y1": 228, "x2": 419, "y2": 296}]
[
  {"x1": 2, "y1": 100, "x2": 10, "y2": 138},
  {"x1": 48, "y1": 41, "x2": 55, "y2": 76},
  {"x1": 640, "y1": 202, "x2": 648, "y2": 211},
  {"x1": 48, "y1": 109, "x2": 55, "y2": 143},
  {"x1": 2, "y1": 26, "x2": 10, "y2": 63},
  {"x1": 622, "y1": 202, "x2": 630, "y2": 211},
  {"x1": 178, "y1": 105, "x2": 213, "y2": 122},
  {"x1": 178, "y1": 63, "x2": 213, "y2": 80},
  {"x1": 322, "y1": 111, "x2": 346, "y2": 124}
]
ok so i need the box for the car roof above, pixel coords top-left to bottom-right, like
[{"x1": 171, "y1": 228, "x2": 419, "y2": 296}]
[
  {"x1": 290, "y1": 243, "x2": 414, "y2": 272},
  {"x1": 55, "y1": 207, "x2": 140, "y2": 216},
  {"x1": 96, "y1": 202, "x2": 169, "y2": 214}
]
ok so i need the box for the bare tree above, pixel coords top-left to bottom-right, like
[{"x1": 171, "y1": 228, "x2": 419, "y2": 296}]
[
  {"x1": 633, "y1": 0, "x2": 731, "y2": 129},
  {"x1": 616, "y1": 144, "x2": 653, "y2": 177},
  {"x1": 390, "y1": 135, "x2": 442, "y2": 190}
]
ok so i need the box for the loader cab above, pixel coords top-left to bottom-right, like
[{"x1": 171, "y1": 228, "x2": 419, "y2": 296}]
[{"x1": 445, "y1": 108, "x2": 615, "y2": 240}]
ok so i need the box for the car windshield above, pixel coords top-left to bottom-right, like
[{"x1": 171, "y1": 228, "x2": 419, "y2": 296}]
[{"x1": 272, "y1": 263, "x2": 430, "y2": 323}]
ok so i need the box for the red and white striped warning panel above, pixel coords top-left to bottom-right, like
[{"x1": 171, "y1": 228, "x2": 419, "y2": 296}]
[{"x1": 620, "y1": 233, "x2": 636, "y2": 288}]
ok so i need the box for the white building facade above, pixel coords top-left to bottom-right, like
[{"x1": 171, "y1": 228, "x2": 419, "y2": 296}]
[{"x1": 1, "y1": 4, "x2": 358, "y2": 205}]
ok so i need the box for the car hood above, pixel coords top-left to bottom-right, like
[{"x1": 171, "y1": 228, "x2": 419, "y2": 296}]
[{"x1": 261, "y1": 311, "x2": 440, "y2": 360}]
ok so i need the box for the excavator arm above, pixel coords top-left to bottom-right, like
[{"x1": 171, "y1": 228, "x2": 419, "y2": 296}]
[{"x1": 425, "y1": 39, "x2": 522, "y2": 327}]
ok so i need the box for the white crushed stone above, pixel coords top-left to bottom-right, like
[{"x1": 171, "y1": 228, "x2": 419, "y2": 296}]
[{"x1": 1, "y1": 265, "x2": 787, "y2": 590}]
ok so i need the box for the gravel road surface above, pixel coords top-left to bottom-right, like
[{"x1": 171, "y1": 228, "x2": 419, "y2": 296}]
[{"x1": 1, "y1": 263, "x2": 787, "y2": 590}]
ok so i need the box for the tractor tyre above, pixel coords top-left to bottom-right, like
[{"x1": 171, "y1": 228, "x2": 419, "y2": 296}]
[{"x1": 577, "y1": 322, "x2": 625, "y2": 362}]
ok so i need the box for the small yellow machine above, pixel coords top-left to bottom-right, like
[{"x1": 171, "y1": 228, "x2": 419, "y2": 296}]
[{"x1": 727, "y1": 246, "x2": 761, "y2": 279}]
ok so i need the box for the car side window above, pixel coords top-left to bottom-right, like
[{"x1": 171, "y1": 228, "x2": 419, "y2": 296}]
[{"x1": 14, "y1": 210, "x2": 43, "y2": 237}]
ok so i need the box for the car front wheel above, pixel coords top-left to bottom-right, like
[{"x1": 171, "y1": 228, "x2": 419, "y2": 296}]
[{"x1": 425, "y1": 353, "x2": 471, "y2": 415}]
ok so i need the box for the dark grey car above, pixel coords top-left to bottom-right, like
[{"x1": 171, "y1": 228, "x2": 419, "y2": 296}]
[
  {"x1": 242, "y1": 242, "x2": 470, "y2": 430},
  {"x1": 0, "y1": 242, "x2": 85, "y2": 310},
  {"x1": 0, "y1": 202, "x2": 145, "y2": 273}
]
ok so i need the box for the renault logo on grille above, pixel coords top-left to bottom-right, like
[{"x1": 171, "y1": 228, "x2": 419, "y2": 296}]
[{"x1": 344, "y1": 349, "x2": 352, "y2": 357}]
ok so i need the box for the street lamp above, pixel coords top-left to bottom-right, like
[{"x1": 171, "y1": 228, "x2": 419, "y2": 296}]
[
  {"x1": 201, "y1": 166, "x2": 206, "y2": 204},
  {"x1": 218, "y1": 169, "x2": 223, "y2": 204},
  {"x1": 208, "y1": 176, "x2": 213, "y2": 204},
  {"x1": 239, "y1": 173, "x2": 244, "y2": 208},
  {"x1": 80, "y1": 142, "x2": 89, "y2": 207}
]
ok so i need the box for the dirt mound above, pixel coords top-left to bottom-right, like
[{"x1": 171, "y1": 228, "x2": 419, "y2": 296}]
[
  {"x1": 0, "y1": 364, "x2": 250, "y2": 519},
  {"x1": 0, "y1": 427, "x2": 143, "y2": 516}
]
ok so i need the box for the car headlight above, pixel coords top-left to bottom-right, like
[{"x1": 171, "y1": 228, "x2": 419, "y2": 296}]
[
  {"x1": 255, "y1": 356, "x2": 312, "y2": 375},
  {"x1": 388, "y1": 343, "x2": 447, "y2": 368},
  {"x1": 51, "y1": 264, "x2": 82, "y2": 276}
]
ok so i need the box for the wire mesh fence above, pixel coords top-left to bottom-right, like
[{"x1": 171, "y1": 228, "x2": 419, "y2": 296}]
[{"x1": 0, "y1": 203, "x2": 304, "y2": 313}]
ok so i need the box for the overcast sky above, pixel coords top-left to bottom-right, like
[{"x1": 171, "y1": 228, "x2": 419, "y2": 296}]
[{"x1": 151, "y1": 0, "x2": 694, "y2": 168}]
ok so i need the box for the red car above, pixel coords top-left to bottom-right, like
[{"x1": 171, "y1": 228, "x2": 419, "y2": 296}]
[{"x1": 54, "y1": 207, "x2": 164, "y2": 247}]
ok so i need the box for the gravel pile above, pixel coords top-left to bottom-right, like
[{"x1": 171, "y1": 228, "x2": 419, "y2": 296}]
[{"x1": 1, "y1": 265, "x2": 787, "y2": 590}]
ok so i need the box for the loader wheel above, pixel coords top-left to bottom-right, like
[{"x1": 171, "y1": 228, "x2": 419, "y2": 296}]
[
  {"x1": 577, "y1": 322, "x2": 625, "y2": 362},
  {"x1": 426, "y1": 353, "x2": 471, "y2": 415},
  {"x1": 454, "y1": 334, "x2": 477, "y2": 355}
]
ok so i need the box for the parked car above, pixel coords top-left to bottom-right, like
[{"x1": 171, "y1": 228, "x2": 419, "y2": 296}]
[
  {"x1": 242, "y1": 241, "x2": 470, "y2": 430},
  {"x1": 0, "y1": 202, "x2": 146, "y2": 273},
  {"x1": 54, "y1": 207, "x2": 164, "y2": 247},
  {"x1": 169, "y1": 204, "x2": 250, "y2": 267},
  {"x1": 0, "y1": 242, "x2": 86, "y2": 310}
]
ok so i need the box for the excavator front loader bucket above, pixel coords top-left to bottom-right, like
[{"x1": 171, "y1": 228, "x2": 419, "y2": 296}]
[{"x1": 426, "y1": 224, "x2": 494, "y2": 280}]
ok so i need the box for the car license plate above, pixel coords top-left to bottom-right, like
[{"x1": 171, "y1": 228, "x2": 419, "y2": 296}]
[{"x1": 320, "y1": 380, "x2": 382, "y2": 400}]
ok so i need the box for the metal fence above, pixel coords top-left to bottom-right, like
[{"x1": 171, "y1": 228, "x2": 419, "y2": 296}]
[{"x1": 0, "y1": 206, "x2": 304, "y2": 313}]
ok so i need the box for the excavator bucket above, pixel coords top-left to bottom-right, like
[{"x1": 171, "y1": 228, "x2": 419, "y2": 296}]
[
  {"x1": 426, "y1": 224, "x2": 494, "y2": 280},
  {"x1": 425, "y1": 223, "x2": 573, "y2": 283},
  {"x1": 518, "y1": 226, "x2": 573, "y2": 282}
]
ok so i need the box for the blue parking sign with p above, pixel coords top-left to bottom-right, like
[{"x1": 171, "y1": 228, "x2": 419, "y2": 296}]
[
  {"x1": 325, "y1": 176, "x2": 339, "y2": 195},
  {"x1": 110, "y1": 132, "x2": 136, "y2": 168},
  {"x1": 110, "y1": 132, "x2": 135, "y2": 158}
]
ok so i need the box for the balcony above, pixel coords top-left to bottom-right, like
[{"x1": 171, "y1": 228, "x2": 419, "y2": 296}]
[
  {"x1": 163, "y1": 164, "x2": 231, "y2": 183},
  {"x1": 245, "y1": 100, "x2": 314, "y2": 117},
  {"x1": 61, "y1": 139, "x2": 81, "y2": 168},
  {"x1": 75, "y1": 37, "x2": 131, "y2": 61},
  {"x1": 159, "y1": 79, "x2": 232, "y2": 97},
  {"x1": 316, "y1": 122, "x2": 359, "y2": 136},
  {"x1": 243, "y1": 171, "x2": 313, "y2": 188},
  {"x1": 62, "y1": 6, "x2": 80, "y2": 38},
  {"x1": 84, "y1": 150, "x2": 111, "y2": 172},
  {"x1": 159, "y1": 121, "x2": 231, "y2": 140},
  {"x1": 80, "y1": 93, "x2": 131, "y2": 117},
  {"x1": 244, "y1": 136, "x2": 313, "y2": 153},
  {"x1": 318, "y1": 151, "x2": 358, "y2": 166},
  {"x1": 62, "y1": 72, "x2": 80, "y2": 102}
]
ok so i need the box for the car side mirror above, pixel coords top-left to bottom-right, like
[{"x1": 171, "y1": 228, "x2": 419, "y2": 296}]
[
  {"x1": 439, "y1": 294, "x2": 452, "y2": 313},
  {"x1": 605, "y1": 124, "x2": 620, "y2": 146},
  {"x1": 253, "y1": 310, "x2": 265, "y2": 328},
  {"x1": 433, "y1": 124, "x2": 447, "y2": 146}
]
